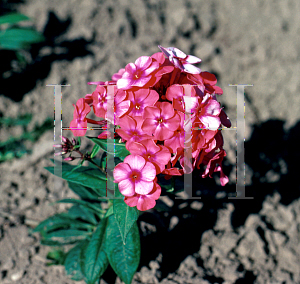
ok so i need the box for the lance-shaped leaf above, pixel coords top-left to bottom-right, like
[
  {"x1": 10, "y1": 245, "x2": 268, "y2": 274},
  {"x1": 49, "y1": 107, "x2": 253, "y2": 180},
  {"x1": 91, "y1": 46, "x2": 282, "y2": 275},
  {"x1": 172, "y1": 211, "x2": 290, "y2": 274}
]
[
  {"x1": 84, "y1": 219, "x2": 109, "y2": 284},
  {"x1": 105, "y1": 215, "x2": 140, "y2": 284},
  {"x1": 45, "y1": 160, "x2": 111, "y2": 198},
  {"x1": 113, "y1": 187, "x2": 139, "y2": 245},
  {"x1": 41, "y1": 229, "x2": 91, "y2": 246},
  {"x1": 0, "y1": 13, "x2": 30, "y2": 25},
  {"x1": 56, "y1": 199, "x2": 105, "y2": 218},
  {"x1": 64, "y1": 240, "x2": 88, "y2": 281},
  {"x1": 87, "y1": 136, "x2": 130, "y2": 158},
  {"x1": 67, "y1": 205, "x2": 98, "y2": 226},
  {"x1": 33, "y1": 213, "x2": 94, "y2": 234}
]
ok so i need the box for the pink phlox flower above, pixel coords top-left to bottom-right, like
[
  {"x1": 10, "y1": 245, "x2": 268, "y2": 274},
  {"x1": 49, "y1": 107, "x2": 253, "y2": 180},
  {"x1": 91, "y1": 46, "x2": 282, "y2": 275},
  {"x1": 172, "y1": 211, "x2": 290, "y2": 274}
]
[
  {"x1": 124, "y1": 180, "x2": 161, "y2": 211},
  {"x1": 164, "y1": 110, "x2": 185, "y2": 153},
  {"x1": 142, "y1": 102, "x2": 181, "y2": 140},
  {"x1": 70, "y1": 98, "x2": 91, "y2": 137},
  {"x1": 192, "y1": 94, "x2": 221, "y2": 130},
  {"x1": 116, "y1": 115, "x2": 153, "y2": 147},
  {"x1": 117, "y1": 56, "x2": 159, "y2": 90},
  {"x1": 114, "y1": 89, "x2": 131, "y2": 125},
  {"x1": 127, "y1": 139, "x2": 171, "y2": 174},
  {"x1": 158, "y1": 45, "x2": 201, "y2": 74},
  {"x1": 126, "y1": 89, "x2": 159, "y2": 117},
  {"x1": 201, "y1": 148, "x2": 229, "y2": 186},
  {"x1": 113, "y1": 154, "x2": 156, "y2": 197},
  {"x1": 92, "y1": 85, "x2": 108, "y2": 119},
  {"x1": 166, "y1": 85, "x2": 198, "y2": 113}
]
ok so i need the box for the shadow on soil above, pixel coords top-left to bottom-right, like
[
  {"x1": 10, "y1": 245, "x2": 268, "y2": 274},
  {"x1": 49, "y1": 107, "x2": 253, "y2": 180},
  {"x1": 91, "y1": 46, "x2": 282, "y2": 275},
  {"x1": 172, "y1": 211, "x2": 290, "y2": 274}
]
[
  {"x1": 102, "y1": 119, "x2": 300, "y2": 283},
  {"x1": 0, "y1": 11, "x2": 93, "y2": 102}
]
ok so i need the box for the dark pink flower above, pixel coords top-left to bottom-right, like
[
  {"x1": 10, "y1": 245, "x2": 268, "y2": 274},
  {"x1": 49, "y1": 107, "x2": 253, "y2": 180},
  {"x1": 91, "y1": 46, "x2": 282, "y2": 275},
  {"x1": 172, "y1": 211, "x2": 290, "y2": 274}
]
[
  {"x1": 164, "y1": 111, "x2": 185, "y2": 153},
  {"x1": 70, "y1": 98, "x2": 91, "y2": 136},
  {"x1": 92, "y1": 85, "x2": 108, "y2": 119},
  {"x1": 113, "y1": 155, "x2": 156, "y2": 196},
  {"x1": 201, "y1": 149, "x2": 229, "y2": 186},
  {"x1": 116, "y1": 115, "x2": 153, "y2": 147},
  {"x1": 126, "y1": 89, "x2": 159, "y2": 117},
  {"x1": 192, "y1": 94, "x2": 221, "y2": 130},
  {"x1": 158, "y1": 45, "x2": 201, "y2": 74},
  {"x1": 142, "y1": 102, "x2": 181, "y2": 140},
  {"x1": 124, "y1": 180, "x2": 161, "y2": 211},
  {"x1": 117, "y1": 56, "x2": 159, "y2": 90},
  {"x1": 127, "y1": 139, "x2": 171, "y2": 174}
]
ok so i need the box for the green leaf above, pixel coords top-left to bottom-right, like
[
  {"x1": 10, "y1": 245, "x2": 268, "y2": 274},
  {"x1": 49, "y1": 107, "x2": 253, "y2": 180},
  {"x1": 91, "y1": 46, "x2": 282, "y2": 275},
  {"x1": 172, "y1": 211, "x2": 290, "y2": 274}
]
[
  {"x1": 113, "y1": 187, "x2": 139, "y2": 245},
  {"x1": 45, "y1": 160, "x2": 112, "y2": 198},
  {"x1": 67, "y1": 181, "x2": 104, "y2": 201},
  {"x1": 41, "y1": 229, "x2": 91, "y2": 246},
  {"x1": 67, "y1": 205, "x2": 98, "y2": 226},
  {"x1": 33, "y1": 214, "x2": 94, "y2": 233},
  {"x1": 84, "y1": 219, "x2": 109, "y2": 284},
  {"x1": 90, "y1": 144, "x2": 101, "y2": 159},
  {"x1": 86, "y1": 136, "x2": 130, "y2": 158},
  {"x1": 56, "y1": 199, "x2": 105, "y2": 217},
  {"x1": 64, "y1": 241, "x2": 87, "y2": 281},
  {"x1": 105, "y1": 215, "x2": 140, "y2": 284},
  {"x1": 0, "y1": 13, "x2": 30, "y2": 25},
  {"x1": 0, "y1": 28, "x2": 45, "y2": 50}
]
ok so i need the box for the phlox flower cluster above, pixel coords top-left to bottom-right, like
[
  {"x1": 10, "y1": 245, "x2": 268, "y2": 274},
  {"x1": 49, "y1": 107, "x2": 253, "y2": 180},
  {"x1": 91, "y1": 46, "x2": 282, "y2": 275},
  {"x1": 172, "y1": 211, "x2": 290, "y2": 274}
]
[{"x1": 69, "y1": 45, "x2": 231, "y2": 211}]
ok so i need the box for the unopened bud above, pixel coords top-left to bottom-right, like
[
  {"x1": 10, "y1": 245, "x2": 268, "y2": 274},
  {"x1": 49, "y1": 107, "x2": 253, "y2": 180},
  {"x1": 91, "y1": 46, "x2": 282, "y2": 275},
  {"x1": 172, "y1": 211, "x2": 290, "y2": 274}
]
[
  {"x1": 64, "y1": 156, "x2": 75, "y2": 161},
  {"x1": 60, "y1": 135, "x2": 68, "y2": 143},
  {"x1": 72, "y1": 138, "x2": 76, "y2": 145},
  {"x1": 53, "y1": 144, "x2": 62, "y2": 148}
]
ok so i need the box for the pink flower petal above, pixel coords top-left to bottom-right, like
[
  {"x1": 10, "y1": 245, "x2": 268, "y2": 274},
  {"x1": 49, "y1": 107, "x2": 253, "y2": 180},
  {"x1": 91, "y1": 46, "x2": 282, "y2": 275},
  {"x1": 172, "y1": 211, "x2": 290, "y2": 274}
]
[
  {"x1": 118, "y1": 179, "x2": 136, "y2": 196},
  {"x1": 135, "y1": 56, "x2": 152, "y2": 70},
  {"x1": 135, "y1": 180, "x2": 154, "y2": 195},
  {"x1": 117, "y1": 78, "x2": 134, "y2": 90},
  {"x1": 140, "y1": 161, "x2": 156, "y2": 181},
  {"x1": 184, "y1": 55, "x2": 201, "y2": 64},
  {"x1": 125, "y1": 63, "x2": 137, "y2": 74},
  {"x1": 183, "y1": 64, "x2": 201, "y2": 74},
  {"x1": 137, "y1": 196, "x2": 156, "y2": 211},
  {"x1": 168, "y1": 47, "x2": 186, "y2": 59},
  {"x1": 124, "y1": 195, "x2": 139, "y2": 207},
  {"x1": 133, "y1": 76, "x2": 151, "y2": 87},
  {"x1": 113, "y1": 163, "x2": 132, "y2": 182},
  {"x1": 124, "y1": 154, "x2": 146, "y2": 171}
]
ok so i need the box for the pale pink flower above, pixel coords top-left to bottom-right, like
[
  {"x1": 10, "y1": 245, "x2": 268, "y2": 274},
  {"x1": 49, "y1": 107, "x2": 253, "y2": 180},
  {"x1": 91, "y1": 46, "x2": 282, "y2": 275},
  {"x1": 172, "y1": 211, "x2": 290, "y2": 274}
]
[
  {"x1": 158, "y1": 45, "x2": 201, "y2": 74},
  {"x1": 117, "y1": 56, "x2": 159, "y2": 90},
  {"x1": 113, "y1": 155, "x2": 156, "y2": 196}
]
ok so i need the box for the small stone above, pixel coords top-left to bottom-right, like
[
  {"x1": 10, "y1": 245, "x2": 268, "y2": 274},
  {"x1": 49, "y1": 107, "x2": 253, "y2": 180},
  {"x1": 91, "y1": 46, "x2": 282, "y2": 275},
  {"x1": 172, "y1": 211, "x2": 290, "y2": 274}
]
[{"x1": 11, "y1": 270, "x2": 24, "y2": 281}]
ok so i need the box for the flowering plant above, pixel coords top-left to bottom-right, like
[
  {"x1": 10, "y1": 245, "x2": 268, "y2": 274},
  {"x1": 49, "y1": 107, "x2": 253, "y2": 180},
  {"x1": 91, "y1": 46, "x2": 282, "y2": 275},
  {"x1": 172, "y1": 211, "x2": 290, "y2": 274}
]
[{"x1": 36, "y1": 46, "x2": 231, "y2": 284}]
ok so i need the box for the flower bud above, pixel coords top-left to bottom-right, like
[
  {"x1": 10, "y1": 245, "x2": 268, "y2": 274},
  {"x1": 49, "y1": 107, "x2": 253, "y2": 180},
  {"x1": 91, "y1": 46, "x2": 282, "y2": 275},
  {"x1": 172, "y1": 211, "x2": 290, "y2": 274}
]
[{"x1": 64, "y1": 156, "x2": 75, "y2": 161}]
